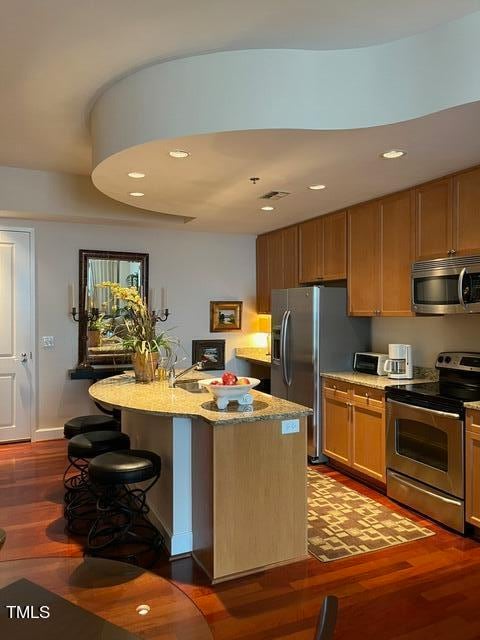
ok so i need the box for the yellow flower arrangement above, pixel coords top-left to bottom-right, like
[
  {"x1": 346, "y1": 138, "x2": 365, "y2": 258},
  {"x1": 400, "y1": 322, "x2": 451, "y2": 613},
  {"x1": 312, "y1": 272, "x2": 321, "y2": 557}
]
[{"x1": 97, "y1": 282, "x2": 178, "y2": 357}]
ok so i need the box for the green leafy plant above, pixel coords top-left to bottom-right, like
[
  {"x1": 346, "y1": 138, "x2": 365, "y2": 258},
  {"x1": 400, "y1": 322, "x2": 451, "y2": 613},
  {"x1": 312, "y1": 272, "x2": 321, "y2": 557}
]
[
  {"x1": 88, "y1": 313, "x2": 111, "y2": 333},
  {"x1": 97, "y1": 282, "x2": 179, "y2": 357}
]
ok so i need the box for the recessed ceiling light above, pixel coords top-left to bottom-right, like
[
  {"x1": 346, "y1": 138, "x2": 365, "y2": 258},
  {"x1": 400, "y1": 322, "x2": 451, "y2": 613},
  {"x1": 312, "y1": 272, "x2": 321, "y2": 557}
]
[
  {"x1": 381, "y1": 149, "x2": 406, "y2": 159},
  {"x1": 261, "y1": 206, "x2": 274, "y2": 211},
  {"x1": 169, "y1": 150, "x2": 189, "y2": 158},
  {"x1": 127, "y1": 171, "x2": 145, "y2": 178},
  {"x1": 308, "y1": 184, "x2": 326, "y2": 190},
  {"x1": 129, "y1": 191, "x2": 145, "y2": 197}
]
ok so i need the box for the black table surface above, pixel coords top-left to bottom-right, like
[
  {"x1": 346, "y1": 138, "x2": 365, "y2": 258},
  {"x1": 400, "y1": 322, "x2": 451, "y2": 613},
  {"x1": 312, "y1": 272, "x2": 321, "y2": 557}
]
[
  {"x1": 0, "y1": 557, "x2": 212, "y2": 640},
  {"x1": 69, "y1": 366, "x2": 133, "y2": 381}
]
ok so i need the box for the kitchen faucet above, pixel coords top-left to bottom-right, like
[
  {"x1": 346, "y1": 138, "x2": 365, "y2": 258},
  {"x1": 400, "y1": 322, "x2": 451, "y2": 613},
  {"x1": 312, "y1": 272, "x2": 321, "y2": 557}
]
[{"x1": 168, "y1": 360, "x2": 205, "y2": 388}]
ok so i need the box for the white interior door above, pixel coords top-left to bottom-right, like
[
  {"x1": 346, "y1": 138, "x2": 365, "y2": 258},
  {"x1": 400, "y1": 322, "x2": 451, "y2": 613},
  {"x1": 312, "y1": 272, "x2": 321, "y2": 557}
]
[{"x1": 0, "y1": 230, "x2": 33, "y2": 442}]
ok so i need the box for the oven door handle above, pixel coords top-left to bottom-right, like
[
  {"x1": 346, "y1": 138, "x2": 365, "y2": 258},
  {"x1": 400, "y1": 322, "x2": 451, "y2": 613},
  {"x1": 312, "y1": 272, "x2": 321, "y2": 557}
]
[
  {"x1": 458, "y1": 267, "x2": 467, "y2": 309},
  {"x1": 387, "y1": 398, "x2": 461, "y2": 420},
  {"x1": 388, "y1": 470, "x2": 463, "y2": 507}
]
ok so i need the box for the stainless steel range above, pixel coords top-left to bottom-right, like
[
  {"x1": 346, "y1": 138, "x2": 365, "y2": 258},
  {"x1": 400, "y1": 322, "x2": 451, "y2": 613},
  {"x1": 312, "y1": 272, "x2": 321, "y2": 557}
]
[{"x1": 386, "y1": 352, "x2": 480, "y2": 533}]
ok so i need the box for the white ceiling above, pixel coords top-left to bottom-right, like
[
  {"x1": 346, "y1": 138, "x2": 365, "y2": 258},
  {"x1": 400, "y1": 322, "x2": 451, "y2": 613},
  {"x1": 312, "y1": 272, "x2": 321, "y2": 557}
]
[
  {"x1": 91, "y1": 103, "x2": 480, "y2": 233},
  {"x1": 1, "y1": 1, "x2": 479, "y2": 176}
]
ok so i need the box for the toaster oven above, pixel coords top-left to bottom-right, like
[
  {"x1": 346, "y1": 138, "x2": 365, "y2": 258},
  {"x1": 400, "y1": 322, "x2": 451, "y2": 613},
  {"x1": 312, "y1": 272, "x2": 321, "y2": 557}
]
[{"x1": 353, "y1": 352, "x2": 389, "y2": 376}]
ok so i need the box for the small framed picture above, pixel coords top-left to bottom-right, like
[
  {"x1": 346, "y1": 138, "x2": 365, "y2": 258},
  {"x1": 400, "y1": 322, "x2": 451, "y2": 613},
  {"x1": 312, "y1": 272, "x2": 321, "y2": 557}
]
[
  {"x1": 210, "y1": 301, "x2": 243, "y2": 332},
  {"x1": 192, "y1": 339, "x2": 226, "y2": 370}
]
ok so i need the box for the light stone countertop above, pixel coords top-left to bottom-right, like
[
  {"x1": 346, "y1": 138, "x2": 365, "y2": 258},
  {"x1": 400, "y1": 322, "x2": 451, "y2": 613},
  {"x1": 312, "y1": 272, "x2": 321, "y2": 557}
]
[
  {"x1": 321, "y1": 370, "x2": 437, "y2": 390},
  {"x1": 235, "y1": 347, "x2": 271, "y2": 366},
  {"x1": 89, "y1": 371, "x2": 312, "y2": 426},
  {"x1": 464, "y1": 401, "x2": 480, "y2": 410}
]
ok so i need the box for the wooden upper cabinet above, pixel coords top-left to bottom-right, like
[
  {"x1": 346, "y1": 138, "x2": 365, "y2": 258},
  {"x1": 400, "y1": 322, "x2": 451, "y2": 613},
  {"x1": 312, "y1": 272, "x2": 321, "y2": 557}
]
[
  {"x1": 256, "y1": 226, "x2": 298, "y2": 313},
  {"x1": 415, "y1": 178, "x2": 453, "y2": 260},
  {"x1": 299, "y1": 211, "x2": 346, "y2": 283},
  {"x1": 257, "y1": 164, "x2": 480, "y2": 316},
  {"x1": 282, "y1": 225, "x2": 299, "y2": 289},
  {"x1": 256, "y1": 234, "x2": 270, "y2": 313},
  {"x1": 298, "y1": 218, "x2": 322, "y2": 284},
  {"x1": 268, "y1": 230, "x2": 285, "y2": 292},
  {"x1": 322, "y1": 211, "x2": 347, "y2": 281},
  {"x1": 348, "y1": 201, "x2": 380, "y2": 316},
  {"x1": 379, "y1": 191, "x2": 414, "y2": 316},
  {"x1": 454, "y1": 167, "x2": 480, "y2": 256}
]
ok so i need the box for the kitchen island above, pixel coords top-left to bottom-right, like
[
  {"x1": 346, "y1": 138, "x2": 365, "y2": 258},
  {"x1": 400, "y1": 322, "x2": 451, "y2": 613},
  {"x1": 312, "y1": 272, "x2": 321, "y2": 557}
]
[{"x1": 89, "y1": 373, "x2": 311, "y2": 583}]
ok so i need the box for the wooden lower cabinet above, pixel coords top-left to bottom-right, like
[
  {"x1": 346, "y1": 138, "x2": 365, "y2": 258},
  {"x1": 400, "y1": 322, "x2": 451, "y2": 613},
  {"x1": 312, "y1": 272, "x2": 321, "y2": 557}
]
[
  {"x1": 351, "y1": 404, "x2": 385, "y2": 482},
  {"x1": 323, "y1": 389, "x2": 350, "y2": 465},
  {"x1": 322, "y1": 378, "x2": 386, "y2": 483},
  {"x1": 466, "y1": 409, "x2": 480, "y2": 527}
]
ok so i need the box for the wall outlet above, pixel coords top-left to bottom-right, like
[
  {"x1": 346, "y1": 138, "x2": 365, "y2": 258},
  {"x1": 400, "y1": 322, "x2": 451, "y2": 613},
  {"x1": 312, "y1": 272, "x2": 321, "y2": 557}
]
[
  {"x1": 281, "y1": 419, "x2": 300, "y2": 435},
  {"x1": 41, "y1": 336, "x2": 55, "y2": 349}
]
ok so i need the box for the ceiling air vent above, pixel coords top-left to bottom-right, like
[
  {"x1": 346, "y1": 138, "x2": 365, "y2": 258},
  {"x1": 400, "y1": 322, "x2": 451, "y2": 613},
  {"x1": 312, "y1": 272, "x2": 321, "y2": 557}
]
[{"x1": 259, "y1": 191, "x2": 291, "y2": 201}]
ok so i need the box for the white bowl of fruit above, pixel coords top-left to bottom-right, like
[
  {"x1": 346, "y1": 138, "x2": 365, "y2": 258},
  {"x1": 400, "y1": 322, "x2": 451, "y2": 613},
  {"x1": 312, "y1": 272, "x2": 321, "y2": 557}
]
[{"x1": 198, "y1": 372, "x2": 260, "y2": 410}]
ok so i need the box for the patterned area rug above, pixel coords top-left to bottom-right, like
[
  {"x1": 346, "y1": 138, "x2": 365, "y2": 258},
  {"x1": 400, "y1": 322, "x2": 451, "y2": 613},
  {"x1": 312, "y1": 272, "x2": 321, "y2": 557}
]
[{"x1": 308, "y1": 470, "x2": 434, "y2": 562}]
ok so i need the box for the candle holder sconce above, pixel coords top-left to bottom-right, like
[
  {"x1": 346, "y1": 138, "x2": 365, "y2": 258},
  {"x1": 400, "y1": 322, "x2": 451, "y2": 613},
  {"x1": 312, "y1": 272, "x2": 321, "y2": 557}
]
[
  {"x1": 70, "y1": 307, "x2": 99, "y2": 323},
  {"x1": 70, "y1": 306, "x2": 99, "y2": 370},
  {"x1": 154, "y1": 308, "x2": 170, "y2": 322}
]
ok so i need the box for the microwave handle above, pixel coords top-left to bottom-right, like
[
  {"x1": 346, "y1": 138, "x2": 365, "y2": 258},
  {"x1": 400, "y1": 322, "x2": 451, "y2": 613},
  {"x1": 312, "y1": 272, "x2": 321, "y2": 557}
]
[{"x1": 458, "y1": 267, "x2": 467, "y2": 309}]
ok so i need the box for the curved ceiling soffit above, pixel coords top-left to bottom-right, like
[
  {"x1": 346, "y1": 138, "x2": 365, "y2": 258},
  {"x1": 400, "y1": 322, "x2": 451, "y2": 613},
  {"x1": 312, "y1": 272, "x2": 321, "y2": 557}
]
[{"x1": 90, "y1": 12, "x2": 480, "y2": 194}]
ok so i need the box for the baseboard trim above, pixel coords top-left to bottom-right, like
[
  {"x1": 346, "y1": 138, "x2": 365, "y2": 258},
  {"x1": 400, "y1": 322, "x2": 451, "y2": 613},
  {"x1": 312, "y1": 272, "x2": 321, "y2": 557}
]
[
  {"x1": 146, "y1": 505, "x2": 193, "y2": 557},
  {"x1": 34, "y1": 428, "x2": 64, "y2": 441}
]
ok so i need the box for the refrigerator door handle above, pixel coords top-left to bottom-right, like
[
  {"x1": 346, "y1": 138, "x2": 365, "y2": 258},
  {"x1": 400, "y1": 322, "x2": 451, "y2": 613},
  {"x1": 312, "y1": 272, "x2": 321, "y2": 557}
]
[
  {"x1": 279, "y1": 310, "x2": 288, "y2": 385},
  {"x1": 281, "y1": 309, "x2": 292, "y2": 387}
]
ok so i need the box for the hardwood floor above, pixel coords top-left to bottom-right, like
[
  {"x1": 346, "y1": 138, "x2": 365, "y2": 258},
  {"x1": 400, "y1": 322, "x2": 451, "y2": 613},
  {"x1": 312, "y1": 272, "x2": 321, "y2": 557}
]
[{"x1": 2, "y1": 439, "x2": 480, "y2": 639}]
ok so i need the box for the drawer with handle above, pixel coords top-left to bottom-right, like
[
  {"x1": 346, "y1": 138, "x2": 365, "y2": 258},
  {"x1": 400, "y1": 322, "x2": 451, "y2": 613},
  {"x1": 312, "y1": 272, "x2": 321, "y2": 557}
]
[
  {"x1": 352, "y1": 384, "x2": 385, "y2": 409},
  {"x1": 323, "y1": 378, "x2": 350, "y2": 401}
]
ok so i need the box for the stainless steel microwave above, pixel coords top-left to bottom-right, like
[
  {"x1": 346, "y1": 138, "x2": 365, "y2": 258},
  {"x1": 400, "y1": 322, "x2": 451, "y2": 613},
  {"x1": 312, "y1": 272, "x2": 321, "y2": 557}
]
[{"x1": 412, "y1": 255, "x2": 480, "y2": 314}]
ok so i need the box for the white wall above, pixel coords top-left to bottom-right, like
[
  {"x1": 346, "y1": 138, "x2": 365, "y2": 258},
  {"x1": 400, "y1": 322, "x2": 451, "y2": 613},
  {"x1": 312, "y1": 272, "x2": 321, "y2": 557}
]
[
  {"x1": 372, "y1": 315, "x2": 480, "y2": 368},
  {"x1": 1, "y1": 218, "x2": 256, "y2": 438}
]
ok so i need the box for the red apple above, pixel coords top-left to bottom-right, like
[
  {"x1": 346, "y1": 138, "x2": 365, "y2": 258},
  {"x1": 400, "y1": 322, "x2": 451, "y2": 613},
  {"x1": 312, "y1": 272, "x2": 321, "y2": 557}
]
[{"x1": 222, "y1": 371, "x2": 238, "y2": 386}]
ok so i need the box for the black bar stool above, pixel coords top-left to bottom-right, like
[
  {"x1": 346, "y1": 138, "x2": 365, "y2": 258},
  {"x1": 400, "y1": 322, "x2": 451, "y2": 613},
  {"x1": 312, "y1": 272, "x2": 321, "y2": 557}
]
[
  {"x1": 63, "y1": 415, "x2": 120, "y2": 498},
  {"x1": 86, "y1": 449, "x2": 163, "y2": 566},
  {"x1": 64, "y1": 430, "x2": 130, "y2": 535}
]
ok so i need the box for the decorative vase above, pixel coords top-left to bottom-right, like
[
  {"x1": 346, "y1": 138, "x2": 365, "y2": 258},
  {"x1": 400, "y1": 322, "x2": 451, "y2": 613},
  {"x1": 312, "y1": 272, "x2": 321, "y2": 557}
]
[
  {"x1": 87, "y1": 330, "x2": 101, "y2": 348},
  {"x1": 132, "y1": 351, "x2": 159, "y2": 383},
  {"x1": 156, "y1": 355, "x2": 170, "y2": 381}
]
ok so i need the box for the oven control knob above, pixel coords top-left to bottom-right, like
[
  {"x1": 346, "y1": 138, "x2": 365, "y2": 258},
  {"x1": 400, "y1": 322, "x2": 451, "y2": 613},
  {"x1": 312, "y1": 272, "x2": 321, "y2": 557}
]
[
  {"x1": 438, "y1": 356, "x2": 444, "y2": 363},
  {"x1": 445, "y1": 356, "x2": 451, "y2": 364}
]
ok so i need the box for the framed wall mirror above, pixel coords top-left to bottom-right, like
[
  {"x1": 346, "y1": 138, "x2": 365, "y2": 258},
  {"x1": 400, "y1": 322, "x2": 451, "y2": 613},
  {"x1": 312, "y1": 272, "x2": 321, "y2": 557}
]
[{"x1": 77, "y1": 249, "x2": 149, "y2": 368}]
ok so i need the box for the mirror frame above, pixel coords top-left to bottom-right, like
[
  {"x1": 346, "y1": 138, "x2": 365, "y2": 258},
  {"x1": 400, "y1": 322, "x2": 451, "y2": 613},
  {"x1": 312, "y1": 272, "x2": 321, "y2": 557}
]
[{"x1": 77, "y1": 249, "x2": 149, "y2": 368}]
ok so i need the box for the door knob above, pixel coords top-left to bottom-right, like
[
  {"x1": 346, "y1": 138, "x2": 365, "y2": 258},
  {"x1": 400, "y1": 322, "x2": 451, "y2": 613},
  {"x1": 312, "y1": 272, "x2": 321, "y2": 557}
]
[{"x1": 19, "y1": 352, "x2": 28, "y2": 363}]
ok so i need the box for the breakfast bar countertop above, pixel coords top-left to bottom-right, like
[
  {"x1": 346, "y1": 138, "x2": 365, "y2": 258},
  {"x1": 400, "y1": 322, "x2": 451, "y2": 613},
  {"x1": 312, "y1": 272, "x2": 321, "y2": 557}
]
[{"x1": 89, "y1": 372, "x2": 311, "y2": 426}]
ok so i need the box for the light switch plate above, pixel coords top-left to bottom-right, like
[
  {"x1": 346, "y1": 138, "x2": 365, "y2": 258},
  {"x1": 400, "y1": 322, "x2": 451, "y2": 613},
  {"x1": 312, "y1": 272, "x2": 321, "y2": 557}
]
[
  {"x1": 281, "y1": 419, "x2": 300, "y2": 434},
  {"x1": 41, "y1": 336, "x2": 55, "y2": 348}
]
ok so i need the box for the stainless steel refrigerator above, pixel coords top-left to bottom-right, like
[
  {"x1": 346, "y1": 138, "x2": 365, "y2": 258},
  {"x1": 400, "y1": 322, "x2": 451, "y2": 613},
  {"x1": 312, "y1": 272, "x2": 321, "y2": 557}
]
[{"x1": 271, "y1": 286, "x2": 370, "y2": 462}]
